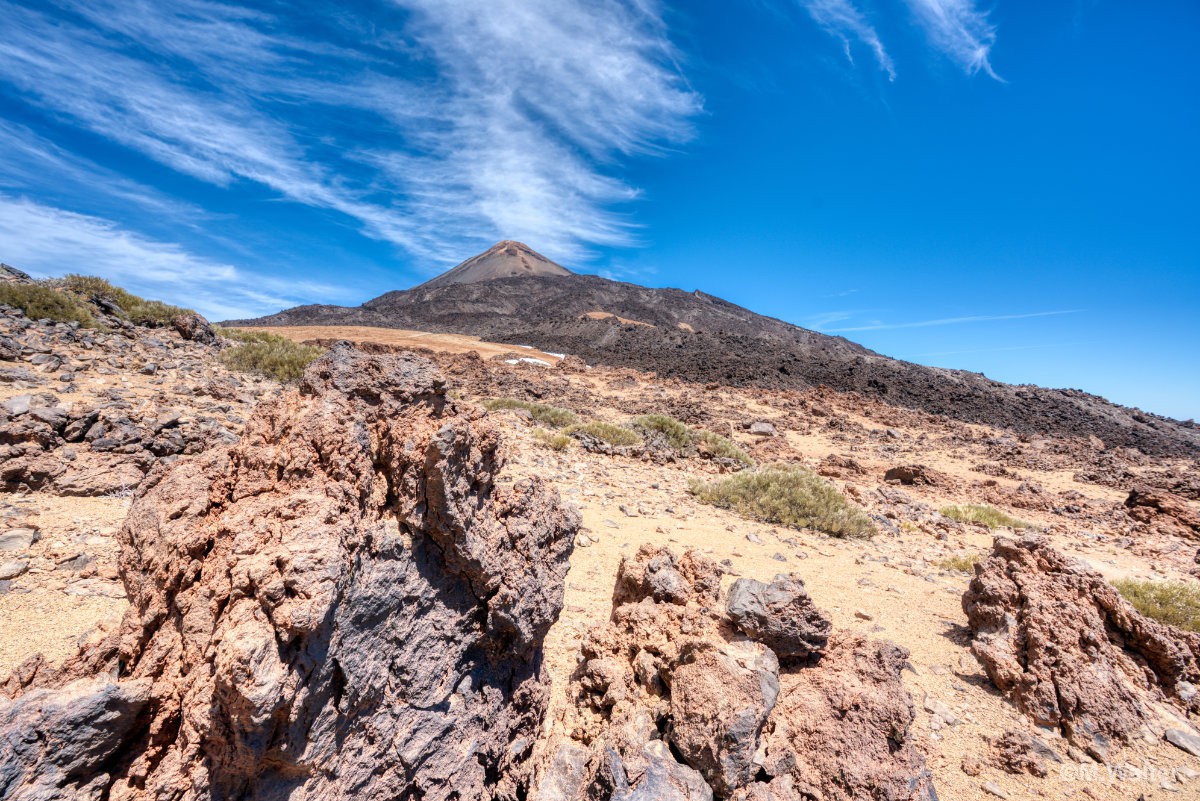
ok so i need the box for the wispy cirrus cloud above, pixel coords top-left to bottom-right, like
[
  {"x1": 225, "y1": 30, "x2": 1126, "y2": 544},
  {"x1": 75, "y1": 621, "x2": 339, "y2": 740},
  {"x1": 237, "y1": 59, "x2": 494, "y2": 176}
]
[
  {"x1": 825, "y1": 310, "x2": 1080, "y2": 332},
  {"x1": 0, "y1": 0, "x2": 699, "y2": 266},
  {"x1": 902, "y1": 0, "x2": 1001, "y2": 79},
  {"x1": 799, "y1": 0, "x2": 896, "y2": 80},
  {"x1": 0, "y1": 195, "x2": 352, "y2": 320}
]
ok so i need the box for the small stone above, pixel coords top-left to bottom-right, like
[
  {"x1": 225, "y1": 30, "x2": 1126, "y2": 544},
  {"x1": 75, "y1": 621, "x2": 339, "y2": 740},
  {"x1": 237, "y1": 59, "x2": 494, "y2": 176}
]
[
  {"x1": 854, "y1": 609, "x2": 873, "y2": 621},
  {"x1": 2, "y1": 394, "x2": 31, "y2": 415},
  {"x1": 981, "y1": 781, "x2": 1009, "y2": 799},
  {"x1": 0, "y1": 560, "x2": 28, "y2": 580},
  {"x1": 576, "y1": 533, "x2": 593, "y2": 548},
  {"x1": 923, "y1": 696, "x2": 959, "y2": 726},
  {"x1": 961, "y1": 756, "x2": 983, "y2": 776},
  {"x1": 746, "y1": 532, "x2": 762, "y2": 544},
  {"x1": 1165, "y1": 728, "x2": 1200, "y2": 758},
  {"x1": 1066, "y1": 745, "x2": 1092, "y2": 764},
  {"x1": 0, "y1": 528, "x2": 38, "y2": 552}
]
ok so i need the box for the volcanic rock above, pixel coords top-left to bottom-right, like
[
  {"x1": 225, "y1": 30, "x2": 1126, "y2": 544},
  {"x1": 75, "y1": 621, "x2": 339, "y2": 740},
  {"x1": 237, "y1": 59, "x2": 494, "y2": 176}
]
[
  {"x1": 170, "y1": 312, "x2": 217, "y2": 345},
  {"x1": 726, "y1": 574, "x2": 832, "y2": 663},
  {"x1": 670, "y1": 641, "x2": 780, "y2": 795},
  {"x1": 535, "y1": 545, "x2": 934, "y2": 800},
  {"x1": 0, "y1": 344, "x2": 579, "y2": 800},
  {"x1": 884, "y1": 465, "x2": 943, "y2": 487},
  {"x1": 962, "y1": 535, "x2": 1200, "y2": 759},
  {"x1": 1125, "y1": 485, "x2": 1200, "y2": 537}
]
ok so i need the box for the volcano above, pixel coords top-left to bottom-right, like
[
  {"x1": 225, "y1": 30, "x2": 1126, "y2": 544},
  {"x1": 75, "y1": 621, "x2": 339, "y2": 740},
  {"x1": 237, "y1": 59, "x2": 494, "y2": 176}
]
[{"x1": 226, "y1": 243, "x2": 1199, "y2": 457}]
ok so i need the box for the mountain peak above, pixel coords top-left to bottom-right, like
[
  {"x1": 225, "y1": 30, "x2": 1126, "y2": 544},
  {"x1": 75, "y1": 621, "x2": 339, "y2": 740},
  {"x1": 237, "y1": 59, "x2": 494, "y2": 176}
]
[{"x1": 414, "y1": 241, "x2": 572, "y2": 290}]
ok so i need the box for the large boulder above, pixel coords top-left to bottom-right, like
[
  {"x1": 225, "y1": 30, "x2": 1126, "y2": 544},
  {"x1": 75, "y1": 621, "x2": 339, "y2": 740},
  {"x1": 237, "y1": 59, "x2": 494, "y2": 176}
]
[
  {"x1": 170, "y1": 312, "x2": 218, "y2": 345},
  {"x1": 670, "y1": 641, "x2": 780, "y2": 796},
  {"x1": 0, "y1": 344, "x2": 579, "y2": 800},
  {"x1": 963, "y1": 535, "x2": 1200, "y2": 760},
  {"x1": 752, "y1": 634, "x2": 933, "y2": 801},
  {"x1": 726, "y1": 574, "x2": 832, "y2": 663},
  {"x1": 1125, "y1": 485, "x2": 1200, "y2": 537},
  {"x1": 535, "y1": 545, "x2": 934, "y2": 801}
]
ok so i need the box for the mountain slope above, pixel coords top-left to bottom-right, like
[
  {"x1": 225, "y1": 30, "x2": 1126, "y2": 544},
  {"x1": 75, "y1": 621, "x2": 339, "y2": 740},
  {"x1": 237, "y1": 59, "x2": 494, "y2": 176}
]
[
  {"x1": 228, "y1": 259, "x2": 1199, "y2": 457},
  {"x1": 414, "y1": 240, "x2": 571, "y2": 290}
]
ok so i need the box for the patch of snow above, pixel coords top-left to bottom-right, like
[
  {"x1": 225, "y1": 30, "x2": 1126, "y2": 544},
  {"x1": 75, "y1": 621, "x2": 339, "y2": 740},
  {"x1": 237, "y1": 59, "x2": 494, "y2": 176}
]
[{"x1": 503, "y1": 357, "x2": 553, "y2": 368}]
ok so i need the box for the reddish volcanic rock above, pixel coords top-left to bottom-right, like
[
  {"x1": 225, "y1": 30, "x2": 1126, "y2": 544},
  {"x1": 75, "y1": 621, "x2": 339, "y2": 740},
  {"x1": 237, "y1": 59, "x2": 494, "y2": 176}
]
[
  {"x1": 0, "y1": 344, "x2": 579, "y2": 800},
  {"x1": 963, "y1": 535, "x2": 1200, "y2": 760}
]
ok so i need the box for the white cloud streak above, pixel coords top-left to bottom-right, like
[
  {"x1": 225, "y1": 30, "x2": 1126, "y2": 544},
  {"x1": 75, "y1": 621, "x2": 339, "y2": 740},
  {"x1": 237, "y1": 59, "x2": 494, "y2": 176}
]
[
  {"x1": 825, "y1": 310, "x2": 1080, "y2": 332},
  {"x1": 903, "y1": 0, "x2": 1001, "y2": 79},
  {"x1": 0, "y1": 0, "x2": 699, "y2": 266},
  {"x1": 0, "y1": 195, "x2": 351, "y2": 320},
  {"x1": 799, "y1": 0, "x2": 896, "y2": 80}
]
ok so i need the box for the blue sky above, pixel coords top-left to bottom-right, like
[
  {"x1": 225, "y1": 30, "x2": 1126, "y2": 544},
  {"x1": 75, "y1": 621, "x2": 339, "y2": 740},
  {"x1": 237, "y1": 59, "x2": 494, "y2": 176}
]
[{"x1": 0, "y1": 1, "x2": 1196, "y2": 419}]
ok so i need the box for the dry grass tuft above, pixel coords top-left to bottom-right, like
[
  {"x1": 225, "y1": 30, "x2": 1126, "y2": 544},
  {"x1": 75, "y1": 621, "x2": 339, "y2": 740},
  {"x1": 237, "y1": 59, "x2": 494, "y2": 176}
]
[
  {"x1": 938, "y1": 553, "x2": 984, "y2": 573},
  {"x1": 1113, "y1": 578, "x2": 1200, "y2": 632},
  {"x1": 940, "y1": 504, "x2": 1031, "y2": 530},
  {"x1": 63, "y1": 274, "x2": 190, "y2": 325},
  {"x1": 217, "y1": 328, "x2": 324, "y2": 381},
  {"x1": 695, "y1": 429, "x2": 753, "y2": 467},
  {"x1": 634, "y1": 414, "x2": 694, "y2": 451},
  {"x1": 532, "y1": 428, "x2": 572, "y2": 451},
  {"x1": 565, "y1": 421, "x2": 642, "y2": 448},
  {"x1": 0, "y1": 282, "x2": 97, "y2": 328},
  {"x1": 690, "y1": 464, "x2": 875, "y2": 539},
  {"x1": 482, "y1": 398, "x2": 578, "y2": 428}
]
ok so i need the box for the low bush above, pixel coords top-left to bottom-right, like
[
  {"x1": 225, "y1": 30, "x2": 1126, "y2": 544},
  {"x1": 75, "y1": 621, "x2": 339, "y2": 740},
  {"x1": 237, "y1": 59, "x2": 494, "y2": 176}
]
[
  {"x1": 938, "y1": 553, "x2": 983, "y2": 573},
  {"x1": 690, "y1": 464, "x2": 875, "y2": 539},
  {"x1": 565, "y1": 421, "x2": 642, "y2": 448},
  {"x1": 0, "y1": 282, "x2": 97, "y2": 327},
  {"x1": 532, "y1": 428, "x2": 572, "y2": 451},
  {"x1": 481, "y1": 398, "x2": 578, "y2": 428},
  {"x1": 695, "y1": 429, "x2": 753, "y2": 467},
  {"x1": 1113, "y1": 578, "x2": 1200, "y2": 633},
  {"x1": 634, "y1": 414, "x2": 694, "y2": 451},
  {"x1": 217, "y1": 328, "x2": 324, "y2": 381},
  {"x1": 63, "y1": 274, "x2": 191, "y2": 325},
  {"x1": 940, "y1": 504, "x2": 1031, "y2": 530}
]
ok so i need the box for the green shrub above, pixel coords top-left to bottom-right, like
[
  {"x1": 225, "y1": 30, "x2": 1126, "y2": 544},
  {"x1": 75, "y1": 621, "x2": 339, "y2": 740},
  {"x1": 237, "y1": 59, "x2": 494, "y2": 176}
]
[
  {"x1": 634, "y1": 414, "x2": 694, "y2": 451},
  {"x1": 0, "y1": 283, "x2": 97, "y2": 327},
  {"x1": 217, "y1": 328, "x2": 324, "y2": 381},
  {"x1": 565, "y1": 421, "x2": 642, "y2": 448},
  {"x1": 533, "y1": 428, "x2": 572, "y2": 451},
  {"x1": 938, "y1": 553, "x2": 983, "y2": 573},
  {"x1": 940, "y1": 504, "x2": 1031, "y2": 530},
  {"x1": 481, "y1": 398, "x2": 578, "y2": 428},
  {"x1": 63, "y1": 274, "x2": 190, "y2": 325},
  {"x1": 690, "y1": 464, "x2": 875, "y2": 539},
  {"x1": 695, "y1": 429, "x2": 753, "y2": 467},
  {"x1": 1113, "y1": 578, "x2": 1200, "y2": 633}
]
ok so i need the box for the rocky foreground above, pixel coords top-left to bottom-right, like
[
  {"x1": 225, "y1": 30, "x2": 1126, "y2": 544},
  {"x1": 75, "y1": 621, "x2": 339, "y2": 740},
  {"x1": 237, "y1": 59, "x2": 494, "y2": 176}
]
[{"x1": 2, "y1": 297, "x2": 1200, "y2": 799}]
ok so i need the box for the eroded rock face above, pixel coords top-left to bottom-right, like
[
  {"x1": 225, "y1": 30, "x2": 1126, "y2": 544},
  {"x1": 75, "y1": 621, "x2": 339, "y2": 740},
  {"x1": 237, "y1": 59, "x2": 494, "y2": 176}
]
[
  {"x1": 536, "y1": 544, "x2": 934, "y2": 801},
  {"x1": 0, "y1": 344, "x2": 579, "y2": 800},
  {"x1": 726, "y1": 575, "x2": 831, "y2": 663},
  {"x1": 1125, "y1": 485, "x2": 1200, "y2": 537},
  {"x1": 963, "y1": 535, "x2": 1200, "y2": 760}
]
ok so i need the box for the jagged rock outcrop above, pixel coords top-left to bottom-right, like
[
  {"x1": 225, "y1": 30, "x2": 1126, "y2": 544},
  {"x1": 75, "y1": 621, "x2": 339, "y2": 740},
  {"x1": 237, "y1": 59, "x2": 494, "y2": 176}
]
[
  {"x1": 1125, "y1": 485, "x2": 1200, "y2": 537},
  {"x1": 535, "y1": 545, "x2": 934, "y2": 800},
  {"x1": 0, "y1": 344, "x2": 579, "y2": 800},
  {"x1": 171, "y1": 311, "x2": 217, "y2": 345},
  {"x1": 726, "y1": 575, "x2": 832, "y2": 663},
  {"x1": 963, "y1": 535, "x2": 1200, "y2": 760}
]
